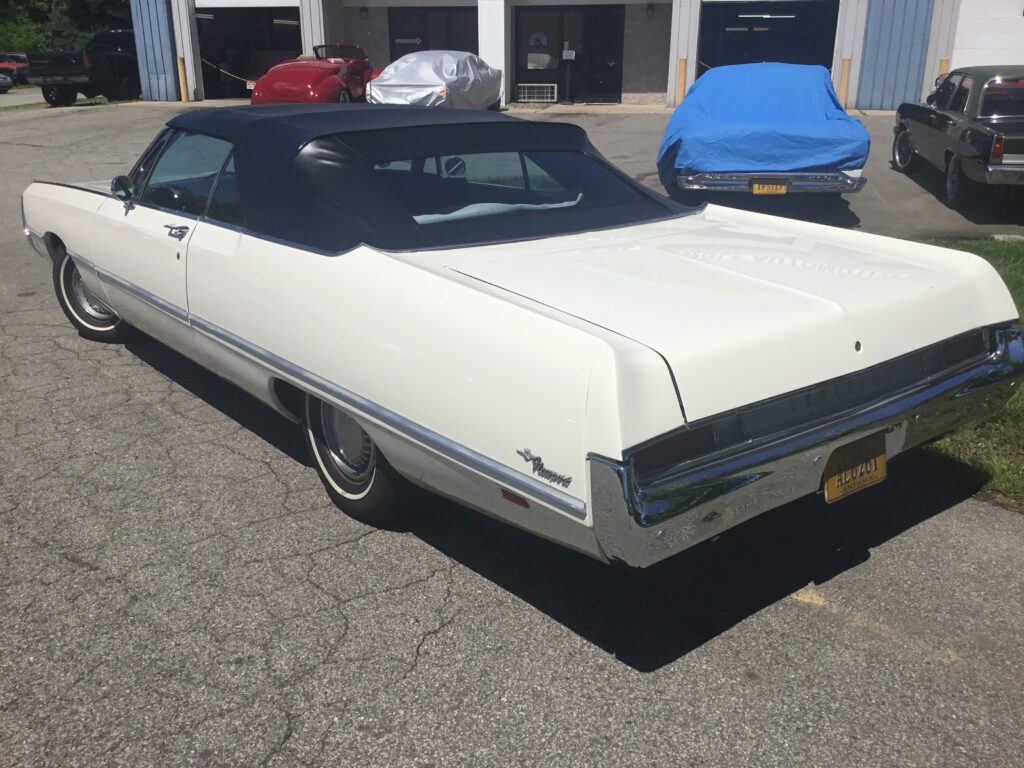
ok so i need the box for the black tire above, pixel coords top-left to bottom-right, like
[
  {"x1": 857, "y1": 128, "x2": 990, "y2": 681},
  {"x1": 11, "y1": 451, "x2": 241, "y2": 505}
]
[
  {"x1": 944, "y1": 154, "x2": 973, "y2": 208},
  {"x1": 304, "y1": 394, "x2": 412, "y2": 526},
  {"x1": 114, "y1": 74, "x2": 140, "y2": 101},
  {"x1": 52, "y1": 246, "x2": 130, "y2": 342},
  {"x1": 892, "y1": 127, "x2": 918, "y2": 172},
  {"x1": 41, "y1": 85, "x2": 69, "y2": 106}
]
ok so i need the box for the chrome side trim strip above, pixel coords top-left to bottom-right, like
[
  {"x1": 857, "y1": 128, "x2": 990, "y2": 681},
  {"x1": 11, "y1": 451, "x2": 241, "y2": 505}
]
[
  {"x1": 189, "y1": 315, "x2": 588, "y2": 521},
  {"x1": 77, "y1": 254, "x2": 190, "y2": 324},
  {"x1": 64, "y1": 258, "x2": 587, "y2": 521}
]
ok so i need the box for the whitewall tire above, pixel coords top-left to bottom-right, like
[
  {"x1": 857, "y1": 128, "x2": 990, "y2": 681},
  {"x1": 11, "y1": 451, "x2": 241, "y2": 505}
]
[
  {"x1": 52, "y1": 247, "x2": 129, "y2": 342},
  {"x1": 303, "y1": 394, "x2": 412, "y2": 525}
]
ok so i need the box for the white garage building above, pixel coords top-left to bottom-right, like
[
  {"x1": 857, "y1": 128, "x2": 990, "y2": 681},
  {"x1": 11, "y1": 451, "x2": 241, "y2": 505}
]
[{"x1": 137, "y1": 0, "x2": 1024, "y2": 107}]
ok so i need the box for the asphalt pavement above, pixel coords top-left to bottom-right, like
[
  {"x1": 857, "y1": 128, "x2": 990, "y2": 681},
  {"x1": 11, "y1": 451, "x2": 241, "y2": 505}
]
[{"x1": 1, "y1": 101, "x2": 1022, "y2": 767}]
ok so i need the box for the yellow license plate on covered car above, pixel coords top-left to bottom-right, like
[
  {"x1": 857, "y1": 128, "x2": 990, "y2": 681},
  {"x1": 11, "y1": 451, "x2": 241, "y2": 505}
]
[
  {"x1": 824, "y1": 432, "x2": 887, "y2": 503},
  {"x1": 751, "y1": 180, "x2": 789, "y2": 195}
]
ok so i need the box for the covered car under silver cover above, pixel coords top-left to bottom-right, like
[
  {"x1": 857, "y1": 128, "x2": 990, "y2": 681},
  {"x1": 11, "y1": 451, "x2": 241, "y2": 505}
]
[{"x1": 367, "y1": 50, "x2": 502, "y2": 109}]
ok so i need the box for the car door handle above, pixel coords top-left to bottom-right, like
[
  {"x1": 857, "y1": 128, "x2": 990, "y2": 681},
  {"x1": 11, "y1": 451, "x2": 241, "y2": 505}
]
[{"x1": 164, "y1": 224, "x2": 189, "y2": 241}]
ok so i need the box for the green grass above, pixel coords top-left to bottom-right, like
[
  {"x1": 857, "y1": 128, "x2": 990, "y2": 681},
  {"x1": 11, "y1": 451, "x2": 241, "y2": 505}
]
[{"x1": 922, "y1": 238, "x2": 1024, "y2": 500}]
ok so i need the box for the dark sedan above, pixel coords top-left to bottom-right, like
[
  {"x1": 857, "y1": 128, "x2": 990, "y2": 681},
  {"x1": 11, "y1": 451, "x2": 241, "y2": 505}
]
[{"x1": 893, "y1": 65, "x2": 1024, "y2": 208}]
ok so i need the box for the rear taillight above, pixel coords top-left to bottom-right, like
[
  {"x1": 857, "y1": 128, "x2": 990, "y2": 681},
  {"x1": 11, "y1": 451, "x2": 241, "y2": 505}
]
[
  {"x1": 991, "y1": 134, "x2": 1004, "y2": 164},
  {"x1": 82, "y1": 51, "x2": 91, "y2": 68}
]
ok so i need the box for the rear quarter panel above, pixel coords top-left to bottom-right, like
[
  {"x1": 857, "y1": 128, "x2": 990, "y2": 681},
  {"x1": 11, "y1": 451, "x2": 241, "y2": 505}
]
[{"x1": 185, "y1": 234, "x2": 684, "y2": 520}]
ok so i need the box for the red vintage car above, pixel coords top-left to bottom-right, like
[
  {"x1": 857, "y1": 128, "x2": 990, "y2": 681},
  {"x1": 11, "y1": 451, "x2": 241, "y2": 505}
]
[
  {"x1": 0, "y1": 53, "x2": 30, "y2": 84},
  {"x1": 250, "y1": 44, "x2": 372, "y2": 105}
]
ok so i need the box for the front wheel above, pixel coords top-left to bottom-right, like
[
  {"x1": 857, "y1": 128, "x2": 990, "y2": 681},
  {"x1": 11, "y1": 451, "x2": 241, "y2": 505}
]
[
  {"x1": 304, "y1": 395, "x2": 412, "y2": 526},
  {"x1": 52, "y1": 247, "x2": 130, "y2": 342},
  {"x1": 891, "y1": 127, "x2": 918, "y2": 172}
]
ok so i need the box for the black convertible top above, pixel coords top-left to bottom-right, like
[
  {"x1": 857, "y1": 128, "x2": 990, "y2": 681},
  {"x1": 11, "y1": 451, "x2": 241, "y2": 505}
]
[
  {"x1": 159, "y1": 104, "x2": 673, "y2": 252},
  {"x1": 167, "y1": 103, "x2": 520, "y2": 146}
]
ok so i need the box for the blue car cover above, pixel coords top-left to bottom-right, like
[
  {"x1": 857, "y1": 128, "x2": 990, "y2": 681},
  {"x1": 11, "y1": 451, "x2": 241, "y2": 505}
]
[{"x1": 657, "y1": 63, "x2": 870, "y2": 190}]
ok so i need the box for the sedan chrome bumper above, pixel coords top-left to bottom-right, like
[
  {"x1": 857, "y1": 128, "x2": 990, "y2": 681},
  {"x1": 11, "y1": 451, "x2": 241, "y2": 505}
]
[
  {"x1": 981, "y1": 164, "x2": 1024, "y2": 186},
  {"x1": 677, "y1": 171, "x2": 866, "y2": 194},
  {"x1": 588, "y1": 325, "x2": 1024, "y2": 568}
]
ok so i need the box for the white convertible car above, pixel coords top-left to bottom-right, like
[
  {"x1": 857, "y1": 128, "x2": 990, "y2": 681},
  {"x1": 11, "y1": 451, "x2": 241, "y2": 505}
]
[{"x1": 21, "y1": 104, "x2": 1024, "y2": 568}]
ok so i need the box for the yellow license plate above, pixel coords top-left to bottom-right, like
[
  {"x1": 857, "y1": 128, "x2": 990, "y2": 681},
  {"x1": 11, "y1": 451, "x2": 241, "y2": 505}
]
[
  {"x1": 751, "y1": 181, "x2": 789, "y2": 195},
  {"x1": 824, "y1": 432, "x2": 887, "y2": 503}
]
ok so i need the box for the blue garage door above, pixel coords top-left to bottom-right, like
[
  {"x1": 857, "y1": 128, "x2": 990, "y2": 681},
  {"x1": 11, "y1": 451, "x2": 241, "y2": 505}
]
[
  {"x1": 856, "y1": 0, "x2": 934, "y2": 109},
  {"x1": 131, "y1": 0, "x2": 178, "y2": 101}
]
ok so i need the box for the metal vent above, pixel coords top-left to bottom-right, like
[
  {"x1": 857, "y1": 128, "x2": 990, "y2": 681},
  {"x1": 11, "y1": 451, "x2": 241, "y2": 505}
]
[{"x1": 517, "y1": 83, "x2": 557, "y2": 103}]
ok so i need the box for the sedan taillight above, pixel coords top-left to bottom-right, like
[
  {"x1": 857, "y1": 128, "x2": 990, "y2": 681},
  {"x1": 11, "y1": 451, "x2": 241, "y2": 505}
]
[{"x1": 991, "y1": 134, "x2": 1004, "y2": 165}]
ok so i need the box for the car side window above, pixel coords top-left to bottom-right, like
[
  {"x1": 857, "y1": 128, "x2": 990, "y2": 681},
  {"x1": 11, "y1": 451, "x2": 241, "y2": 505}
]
[
  {"x1": 127, "y1": 130, "x2": 169, "y2": 193},
  {"x1": 932, "y1": 74, "x2": 961, "y2": 109},
  {"x1": 206, "y1": 155, "x2": 245, "y2": 228},
  {"x1": 948, "y1": 76, "x2": 973, "y2": 113},
  {"x1": 138, "y1": 131, "x2": 232, "y2": 216}
]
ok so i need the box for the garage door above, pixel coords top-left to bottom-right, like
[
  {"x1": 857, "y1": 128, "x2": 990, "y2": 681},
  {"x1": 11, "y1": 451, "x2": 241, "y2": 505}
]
[
  {"x1": 856, "y1": 0, "x2": 934, "y2": 109},
  {"x1": 696, "y1": 0, "x2": 841, "y2": 77}
]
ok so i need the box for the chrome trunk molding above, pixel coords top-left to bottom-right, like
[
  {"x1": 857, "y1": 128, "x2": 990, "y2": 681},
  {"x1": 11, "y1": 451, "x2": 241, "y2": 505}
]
[{"x1": 590, "y1": 325, "x2": 1024, "y2": 568}]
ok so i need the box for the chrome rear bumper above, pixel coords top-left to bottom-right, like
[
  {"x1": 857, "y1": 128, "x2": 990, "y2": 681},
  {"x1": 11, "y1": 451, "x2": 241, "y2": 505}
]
[
  {"x1": 677, "y1": 171, "x2": 866, "y2": 194},
  {"x1": 981, "y1": 164, "x2": 1024, "y2": 186},
  {"x1": 589, "y1": 325, "x2": 1023, "y2": 568}
]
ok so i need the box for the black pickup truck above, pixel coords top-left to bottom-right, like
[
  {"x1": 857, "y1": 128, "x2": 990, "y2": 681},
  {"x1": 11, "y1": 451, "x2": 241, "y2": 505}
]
[
  {"x1": 893, "y1": 65, "x2": 1024, "y2": 208},
  {"x1": 27, "y1": 30, "x2": 140, "y2": 107}
]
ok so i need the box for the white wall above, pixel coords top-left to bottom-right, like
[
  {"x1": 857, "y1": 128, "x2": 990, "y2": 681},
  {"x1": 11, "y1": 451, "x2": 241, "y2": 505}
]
[{"x1": 950, "y1": 0, "x2": 1024, "y2": 69}]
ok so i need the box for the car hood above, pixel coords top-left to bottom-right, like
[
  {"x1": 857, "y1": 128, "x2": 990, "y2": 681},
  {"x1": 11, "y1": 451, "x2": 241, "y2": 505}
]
[{"x1": 438, "y1": 205, "x2": 1018, "y2": 422}]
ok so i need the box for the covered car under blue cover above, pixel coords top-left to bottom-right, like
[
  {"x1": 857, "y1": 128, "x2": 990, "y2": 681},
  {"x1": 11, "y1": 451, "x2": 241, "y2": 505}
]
[{"x1": 657, "y1": 63, "x2": 870, "y2": 190}]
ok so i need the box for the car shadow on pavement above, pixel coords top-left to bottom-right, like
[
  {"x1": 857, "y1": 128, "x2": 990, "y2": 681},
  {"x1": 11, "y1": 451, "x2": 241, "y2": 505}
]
[
  {"x1": 124, "y1": 334, "x2": 988, "y2": 672},
  {"x1": 897, "y1": 164, "x2": 1024, "y2": 225},
  {"x1": 125, "y1": 335, "x2": 309, "y2": 464},
  {"x1": 408, "y1": 453, "x2": 987, "y2": 672},
  {"x1": 692, "y1": 192, "x2": 862, "y2": 228}
]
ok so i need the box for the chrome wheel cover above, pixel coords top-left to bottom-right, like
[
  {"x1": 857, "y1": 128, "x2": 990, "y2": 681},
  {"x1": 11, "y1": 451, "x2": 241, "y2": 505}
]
[
  {"x1": 895, "y1": 132, "x2": 912, "y2": 168},
  {"x1": 946, "y1": 159, "x2": 960, "y2": 200},
  {"x1": 320, "y1": 405, "x2": 375, "y2": 483},
  {"x1": 69, "y1": 265, "x2": 116, "y2": 323}
]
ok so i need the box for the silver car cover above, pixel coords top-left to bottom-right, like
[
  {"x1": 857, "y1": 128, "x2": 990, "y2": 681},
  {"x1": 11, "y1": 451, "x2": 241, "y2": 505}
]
[{"x1": 367, "y1": 50, "x2": 503, "y2": 109}]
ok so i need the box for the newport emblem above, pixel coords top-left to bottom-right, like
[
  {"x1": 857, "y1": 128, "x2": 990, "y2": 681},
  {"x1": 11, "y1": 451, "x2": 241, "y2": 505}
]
[{"x1": 516, "y1": 449, "x2": 573, "y2": 488}]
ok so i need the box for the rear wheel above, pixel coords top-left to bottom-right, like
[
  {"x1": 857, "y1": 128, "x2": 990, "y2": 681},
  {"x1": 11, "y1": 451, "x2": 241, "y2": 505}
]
[
  {"x1": 304, "y1": 394, "x2": 412, "y2": 526},
  {"x1": 944, "y1": 154, "x2": 973, "y2": 208},
  {"x1": 42, "y1": 85, "x2": 77, "y2": 107},
  {"x1": 105, "y1": 74, "x2": 140, "y2": 102},
  {"x1": 892, "y1": 127, "x2": 918, "y2": 172},
  {"x1": 52, "y1": 246, "x2": 130, "y2": 342}
]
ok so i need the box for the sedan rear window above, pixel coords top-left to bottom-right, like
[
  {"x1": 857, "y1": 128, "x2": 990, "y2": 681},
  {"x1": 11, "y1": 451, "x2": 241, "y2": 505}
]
[{"x1": 980, "y1": 80, "x2": 1024, "y2": 117}]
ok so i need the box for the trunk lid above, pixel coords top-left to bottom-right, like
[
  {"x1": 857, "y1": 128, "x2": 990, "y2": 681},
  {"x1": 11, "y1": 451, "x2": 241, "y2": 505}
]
[{"x1": 440, "y1": 206, "x2": 1015, "y2": 422}]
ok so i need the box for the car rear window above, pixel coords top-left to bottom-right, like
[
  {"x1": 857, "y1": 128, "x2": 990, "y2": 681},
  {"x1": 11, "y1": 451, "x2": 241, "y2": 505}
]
[{"x1": 980, "y1": 80, "x2": 1024, "y2": 117}]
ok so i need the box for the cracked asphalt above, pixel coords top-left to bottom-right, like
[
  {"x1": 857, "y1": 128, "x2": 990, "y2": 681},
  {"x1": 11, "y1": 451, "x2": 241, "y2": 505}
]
[{"x1": 2, "y1": 102, "x2": 1023, "y2": 768}]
